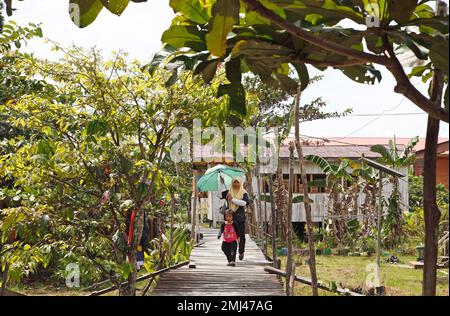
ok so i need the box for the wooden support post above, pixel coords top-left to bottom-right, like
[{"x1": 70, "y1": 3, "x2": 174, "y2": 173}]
[
  {"x1": 263, "y1": 175, "x2": 269, "y2": 256},
  {"x1": 245, "y1": 169, "x2": 256, "y2": 237},
  {"x1": 285, "y1": 143, "x2": 295, "y2": 296},
  {"x1": 269, "y1": 175, "x2": 278, "y2": 268},
  {"x1": 256, "y1": 166, "x2": 263, "y2": 241},
  {"x1": 376, "y1": 171, "x2": 383, "y2": 286},
  {"x1": 287, "y1": 263, "x2": 296, "y2": 296},
  {"x1": 191, "y1": 175, "x2": 198, "y2": 242},
  {"x1": 277, "y1": 259, "x2": 282, "y2": 280}
]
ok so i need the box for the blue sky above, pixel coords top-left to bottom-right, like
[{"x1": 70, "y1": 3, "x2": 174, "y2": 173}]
[{"x1": 6, "y1": 0, "x2": 449, "y2": 139}]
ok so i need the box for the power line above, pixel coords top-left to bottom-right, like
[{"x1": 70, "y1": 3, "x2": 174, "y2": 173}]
[
  {"x1": 339, "y1": 80, "x2": 425, "y2": 140},
  {"x1": 347, "y1": 112, "x2": 426, "y2": 117},
  {"x1": 339, "y1": 97, "x2": 408, "y2": 140}
]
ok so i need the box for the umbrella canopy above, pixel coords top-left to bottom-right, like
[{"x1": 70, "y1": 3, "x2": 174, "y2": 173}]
[{"x1": 196, "y1": 164, "x2": 245, "y2": 192}]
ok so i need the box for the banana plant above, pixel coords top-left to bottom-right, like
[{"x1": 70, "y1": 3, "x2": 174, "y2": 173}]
[
  {"x1": 304, "y1": 155, "x2": 359, "y2": 245},
  {"x1": 370, "y1": 136, "x2": 419, "y2": 248},
  {"x1": 370, "y1": 136, "x2": 419, "y2": 170},
  {"x1": 304, "y1": 155, "x2": 354, "y2": 190}
]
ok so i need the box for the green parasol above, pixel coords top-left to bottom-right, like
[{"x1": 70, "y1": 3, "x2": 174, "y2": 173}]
[{"x1": 196, "y1": 164, "x2": 245, "y2": 192}]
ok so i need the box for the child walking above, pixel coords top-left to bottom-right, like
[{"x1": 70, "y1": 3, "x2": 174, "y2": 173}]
[{"x1": 218, "y1": 210, "x2": 240, "y2": 266}]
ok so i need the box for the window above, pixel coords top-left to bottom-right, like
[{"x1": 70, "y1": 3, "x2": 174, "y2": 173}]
[
  {"x1": 264, "y1": 178, "x2": 269, "y2": 193},
  {"x1": 282, "y1": 174, "x2": 290, "y2": 190},
  {"x1": 296, "y1": 174, "x2": 327, "y2": 194},
  {"x1": 311, "y1": 174, "x2": 327, "y2": 193},
  {"x1": 283, "y1": 174, "x2": 327, "y2": 193}
]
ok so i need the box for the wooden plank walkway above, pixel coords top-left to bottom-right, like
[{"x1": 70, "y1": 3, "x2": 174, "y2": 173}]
[{"x1": 151, "y1": 228, "x2": 285, "y2": 296}]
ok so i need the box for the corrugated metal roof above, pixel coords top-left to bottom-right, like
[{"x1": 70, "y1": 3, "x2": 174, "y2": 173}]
[
  {"x1": 283, "y1": 136, "x2": 449, "y2": 151},
  {"x1": 191, "y1": 137, "x2": 450, "y2": 160},
  {"x1": 278, "y1": 145, "x2": 382, "y2": 158}
]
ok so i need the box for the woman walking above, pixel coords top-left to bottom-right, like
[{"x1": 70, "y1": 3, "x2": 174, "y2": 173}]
[{"x1": 220, "y1": 177, "x2": 249, "y2": 260}]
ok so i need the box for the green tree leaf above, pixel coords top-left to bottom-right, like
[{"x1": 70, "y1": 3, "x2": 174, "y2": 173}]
[
  {"x1": 194, "y1": 59, "x2": 220, "y2": 84},
  {"x1": 169, "y1": 0, "x2": 209, "y2": 24},
  {"x1": 206, "y1": 0, "x2": 240, "y2": 57},
  {"x1": 87, "y1": 119, "x2": 108, "y2": 136},
  {"x1": 100, "y1": 0, "x2": 130, "y2": 15},
  {"x1": 69, "y1": 0, "x2": 104, "y2": 28},
  {"x1": 388, "y1": 0, "x2": 418, "y2": 25},
  {"x1": 146, "y1": 44, "x2": 177, "y2": 75},
  {"x1": 217, "y1": 82, "x2": 247, "y2": 117},
  {"x1": 161, "y1": 25, "x2": 207, "y2": 52}
]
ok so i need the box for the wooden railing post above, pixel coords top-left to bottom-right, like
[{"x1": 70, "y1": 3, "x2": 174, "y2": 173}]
[
  {"x1": 285, "y1": 143, "x2": 295, "y2": 296},
  {"x1": 269, "y1": 175, "x2": 278, "y2": 269}
]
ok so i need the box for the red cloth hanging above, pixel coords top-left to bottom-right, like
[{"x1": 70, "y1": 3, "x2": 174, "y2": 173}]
[{"x1": 128, "y1": 209, "x2": 135, "y2": 246}]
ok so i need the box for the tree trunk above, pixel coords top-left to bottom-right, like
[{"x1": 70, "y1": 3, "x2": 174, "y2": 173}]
[
  {"x1": 293, "y1": 83, "x2": 319, "y2": 296},
  {"x1": 274, "y1": 168, "x2": 288, "y2": 240},
  {"x1": 423, "y1": 116, "x2": 440, "y2": 296},
  {"x1": 286, "y1": 143, "x2": 295, "y2": 296},
  {"x1": 1, "y1": 262, "x2": 8, "y2": 296},
  {"x1": 422, "y1": 69, "x2": 444, "y2": 296},
  {"x1": 120, "y1": 206, "x2": 145, "y2": 296},
  {"x1": 423, "y1": 3, "x2": 447, "y2": 296},
  {"x1": 169, "y1": 191, "x2": 176, "y2": 266}
]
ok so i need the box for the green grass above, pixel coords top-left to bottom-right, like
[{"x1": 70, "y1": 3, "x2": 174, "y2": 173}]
[{"x1": 278, "y1": 254, "x2": 449, "y2": 296}]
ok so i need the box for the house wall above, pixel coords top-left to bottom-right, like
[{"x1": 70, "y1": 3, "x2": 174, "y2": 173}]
[
  {"x1": 437, "y1": 156, "x2": 449, "y2": 189},
  {"x1": 260, "y1": 160, "x2": 409, "y2": 223},
  {"x1": 415, "y1": 155, "x2": 449, "y2": 189}
]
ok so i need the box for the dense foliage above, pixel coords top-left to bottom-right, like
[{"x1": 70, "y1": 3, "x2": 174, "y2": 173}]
[
  {"x1": 0, "y1": 35, "x2": 228, "y2": 293},
  {"x1": 1, "y1": 0, "x2": 449, "y2": 295}
]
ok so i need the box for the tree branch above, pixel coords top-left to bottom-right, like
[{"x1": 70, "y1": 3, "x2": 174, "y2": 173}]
[
  {"x1": 293, "y1": 56, "x2": 368, "y2": 68},
  {"x1": 382, "y1": 35, "x2": 449, "y2": 123},
  {"x1": 243, "y1": 0, "x2": 449, "y2": 122},
  {"x1": 242, "y1": 0, "x2": 389, "y2": 65}
]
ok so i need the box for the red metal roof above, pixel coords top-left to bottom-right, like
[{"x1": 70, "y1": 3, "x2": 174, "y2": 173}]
[
  {"x1": 278, "y1": 145, "x2": 382, "y2": 158},
  {"x1": 283, "y1": 136, "x2": 449, "y2": 151},
  {"x1": 192, "y1": 137, "x2": 450, "y2": 160}
]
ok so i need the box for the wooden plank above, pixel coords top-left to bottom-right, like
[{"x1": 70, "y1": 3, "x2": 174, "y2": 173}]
[
  {"x1": 150, "y1": 230, "x2": 284, "y2": 296},
  {"x1": 1, "y1": 288, "x2": 26, "y2": 296},
  {"x1": 151, "y1": 289, "x2": 285, "y2": 296},
  {"x1": 156, "y1": 284, "x2": 283, "y2": 290},
  {"x1": 158, "y1": 274, "x2": 277, "y2": 279}
]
